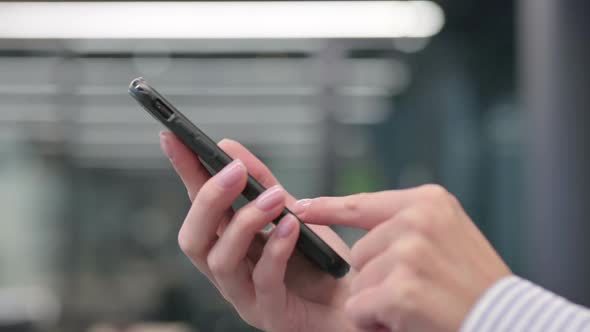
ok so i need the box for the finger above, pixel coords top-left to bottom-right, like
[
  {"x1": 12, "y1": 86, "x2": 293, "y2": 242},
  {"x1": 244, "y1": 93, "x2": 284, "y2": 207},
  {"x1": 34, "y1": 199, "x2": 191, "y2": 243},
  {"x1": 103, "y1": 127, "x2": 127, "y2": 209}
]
[
  {"x1": 352, "y1": 234, "x2": 436, "y2": 295},
  {"x1": 220, "y1": 140, "x2": 345, "y2": 279},
  {"x1": 345, "y1": 285, "x2": 388, "y2": 330},
  {"x1": 293, "y1": 187, "x2": 429, "y2": 229},
  {"x1": 178, "y1": 159, "x2": 247, "y2": 284},
  {"x1": 351, "y1": 247, "x2": 397, "y2": 296},
  {"x1": 207, "y1": 186, "x2": 287, "y2": 307},
  {"x1": 286, "y1": 200, "x2": 352, "y2": 263},
  {"x1": 160, "y1": 132, "x2": 211, "y2": 202},
  {"x1": 346, "y1": 266, "x2": 417, "y2": 330},
  {"x1": 252, "y1": 214, "x2": 300, "y2": 329},
  {"x1": 351, "y1": 204, "x2": 439, "y2": 270},
  {"x1": 350, "y1": 220, "x2": 404, "y2": 271}
]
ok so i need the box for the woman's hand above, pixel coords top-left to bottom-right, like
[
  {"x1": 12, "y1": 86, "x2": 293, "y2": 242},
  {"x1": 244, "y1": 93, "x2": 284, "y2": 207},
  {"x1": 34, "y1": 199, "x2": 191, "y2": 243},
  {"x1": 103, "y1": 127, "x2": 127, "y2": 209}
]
[
  {"x1": 297, "y1": 186, "x2": 512, "y2": 332},
  {"x1": 159, "y1": 132, "x2": 357, "y2": 332}
]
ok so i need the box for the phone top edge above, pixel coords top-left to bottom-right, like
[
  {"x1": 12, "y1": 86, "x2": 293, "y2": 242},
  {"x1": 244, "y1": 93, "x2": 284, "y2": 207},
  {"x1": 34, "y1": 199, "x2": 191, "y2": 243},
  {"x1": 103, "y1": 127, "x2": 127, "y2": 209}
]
[
  {"x1": 128, "y1": 77, "x2": 152, "y2": 101},
  {"x1": 128, "y1": 77, "x2": 174, "y2": 125},
  {"x1": 129, "y1": 77, "x2": 145, "y2": 90}
]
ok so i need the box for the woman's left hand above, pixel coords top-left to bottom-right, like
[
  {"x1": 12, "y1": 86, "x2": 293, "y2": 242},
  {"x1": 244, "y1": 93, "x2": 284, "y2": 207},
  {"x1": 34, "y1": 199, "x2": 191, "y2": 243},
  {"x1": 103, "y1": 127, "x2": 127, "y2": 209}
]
[{"x1": 297, "y1": 185, "x2": 512, "y2": 332}]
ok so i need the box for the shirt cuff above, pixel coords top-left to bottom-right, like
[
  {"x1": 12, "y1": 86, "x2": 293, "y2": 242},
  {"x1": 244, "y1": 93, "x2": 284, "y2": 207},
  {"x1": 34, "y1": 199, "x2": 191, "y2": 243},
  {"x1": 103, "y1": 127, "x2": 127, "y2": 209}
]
[{"x1": 459, "y1": 275, "x2": 590, "y2": 332}]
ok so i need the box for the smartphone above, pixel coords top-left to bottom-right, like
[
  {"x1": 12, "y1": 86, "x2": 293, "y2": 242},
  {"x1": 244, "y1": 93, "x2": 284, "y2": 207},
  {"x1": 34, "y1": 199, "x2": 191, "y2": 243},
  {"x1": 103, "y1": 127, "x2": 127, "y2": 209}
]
[{"x1": 129, "y1": 77, "x2": 350, "y2": 278}]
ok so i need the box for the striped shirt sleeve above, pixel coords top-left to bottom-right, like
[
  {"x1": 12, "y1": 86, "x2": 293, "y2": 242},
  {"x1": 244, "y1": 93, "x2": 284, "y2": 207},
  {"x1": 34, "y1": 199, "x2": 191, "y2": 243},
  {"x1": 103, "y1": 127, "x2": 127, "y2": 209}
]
[{"x1": 460, "y1": 275, "x2": 590, "y2": 332}]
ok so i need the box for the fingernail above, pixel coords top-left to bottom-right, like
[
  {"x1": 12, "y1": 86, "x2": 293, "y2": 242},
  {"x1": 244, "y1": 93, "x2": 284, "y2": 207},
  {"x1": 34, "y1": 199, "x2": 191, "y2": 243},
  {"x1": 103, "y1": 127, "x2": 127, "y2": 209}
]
[
  {"x1": 215, "y1": 159, "x2": 245, "y2": 188},
  {"x1": 159, "y1": 132, "x2": 174, "y2": 161},
  {"x1": 276, "y1": 215, "x2": 296, "y2": 238},
  {"x1": 256, "y1": 185, "x2": 285, "y2": 211},
  {"x1": 291, "y1": 198, "x2": 312, "y2": 215}
]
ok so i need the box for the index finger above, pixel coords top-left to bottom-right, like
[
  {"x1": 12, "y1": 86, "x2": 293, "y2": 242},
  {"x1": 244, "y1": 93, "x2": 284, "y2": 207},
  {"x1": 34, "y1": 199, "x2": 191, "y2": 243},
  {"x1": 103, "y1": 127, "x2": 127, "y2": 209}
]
[{"x1": 295, "y1": 186, "x2": 439, "y2": 230}]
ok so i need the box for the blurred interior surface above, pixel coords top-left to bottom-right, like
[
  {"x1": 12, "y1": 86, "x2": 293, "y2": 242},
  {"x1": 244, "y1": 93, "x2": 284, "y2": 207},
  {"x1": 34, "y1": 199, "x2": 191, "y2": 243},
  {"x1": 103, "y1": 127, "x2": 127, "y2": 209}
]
[{"x1": 3, "y1": 0, "x2": 588, "y2": 331}]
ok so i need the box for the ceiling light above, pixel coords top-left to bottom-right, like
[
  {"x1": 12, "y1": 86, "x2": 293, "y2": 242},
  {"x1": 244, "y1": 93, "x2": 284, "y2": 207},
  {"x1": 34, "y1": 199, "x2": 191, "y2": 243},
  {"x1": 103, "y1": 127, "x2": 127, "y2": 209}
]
[{"x1": 0, "y1": 1, "x2": 445, "y2": 39}]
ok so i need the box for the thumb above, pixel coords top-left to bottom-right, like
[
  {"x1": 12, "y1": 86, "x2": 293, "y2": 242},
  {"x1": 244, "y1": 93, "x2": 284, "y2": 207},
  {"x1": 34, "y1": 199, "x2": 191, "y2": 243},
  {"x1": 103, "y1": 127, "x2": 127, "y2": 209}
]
[{"x1": 290, "y1": 191, "x2": 413, "y2": 230}]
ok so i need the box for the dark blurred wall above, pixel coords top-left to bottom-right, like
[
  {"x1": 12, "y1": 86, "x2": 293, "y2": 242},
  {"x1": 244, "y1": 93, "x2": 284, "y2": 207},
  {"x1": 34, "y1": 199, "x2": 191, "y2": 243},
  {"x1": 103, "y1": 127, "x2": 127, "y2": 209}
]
[{"x1": 520, "y1": 0, "x2": 590, "y2": 305}]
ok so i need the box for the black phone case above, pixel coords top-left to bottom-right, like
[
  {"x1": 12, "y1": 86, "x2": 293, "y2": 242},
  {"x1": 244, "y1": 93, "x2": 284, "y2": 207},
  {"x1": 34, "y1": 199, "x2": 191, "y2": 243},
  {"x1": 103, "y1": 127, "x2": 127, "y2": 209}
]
[{"x1": 129, "y1": 77, "x2": 350, "y2": 278}]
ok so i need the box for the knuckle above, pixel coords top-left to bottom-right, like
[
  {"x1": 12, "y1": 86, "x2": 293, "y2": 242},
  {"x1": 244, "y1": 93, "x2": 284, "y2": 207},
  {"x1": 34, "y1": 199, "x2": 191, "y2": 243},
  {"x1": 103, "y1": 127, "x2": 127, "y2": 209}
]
[
  {"x1": 207, "y1": 252, "x2": 230, "y2": 277},
  {"x1": 420, "y1": 184, "x2": 451, "y2": 202},
  {"x1": 178, "y1": 228, "x2": 203, "y2": 258},
  {"x1": 343, "y1": 193, "x2": 366, "y2": 219},
  {"x1": 393, "y1": 237, "x2": 426, "y2": 265},
  {"x1": 420, "y1": 185, "x2": 462, "y2": 220},
  {"x1": 396, "y1": 208, "x2": 421, "y2": 227},
  {"x1": 233, "y1": 207, "x2": 270, "y2": 233},
  {"x1": 266, "y1": 242, "x2": 285, "y2": 261},
  {"x1": 397, "y1": 206, "x2": 438, "y2": 238},
  {"x1": 194, "y1": 183, "x2": 219, "y2": 208},
  {"x1": 177, "y1": 229, "x2": 192, "y2": 253},
  {"x1": 393, "y1": 278, "x2": 420, "y2": 313},
  {"x1": 411, "y1": 213, "x2": 437, "y2": 237}
]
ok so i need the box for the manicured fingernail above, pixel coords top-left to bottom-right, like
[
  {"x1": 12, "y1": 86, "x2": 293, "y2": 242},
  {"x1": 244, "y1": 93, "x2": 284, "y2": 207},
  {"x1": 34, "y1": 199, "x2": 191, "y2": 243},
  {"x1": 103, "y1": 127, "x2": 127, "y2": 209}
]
[
  {"x1": 291, "y1": 198, "x2": 312, "y2": 214},
  {"x1": 276, "y1": 215, "x2": 296, "y2": 238},
  {"x1": 215, "y1": 159, "x2": 245, "y2": 188},
  {"x1": 159, "y1": 131, "x2": 174, "y2": 161},
  {"x1": 256, "y1": 185, "x2": 285, "y2": 211}
]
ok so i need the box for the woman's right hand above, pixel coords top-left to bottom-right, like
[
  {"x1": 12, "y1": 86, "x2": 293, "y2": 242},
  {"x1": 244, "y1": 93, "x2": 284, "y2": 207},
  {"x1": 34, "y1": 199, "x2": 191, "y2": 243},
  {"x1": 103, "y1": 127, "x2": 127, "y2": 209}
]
[
  {"x1": 159, "y1": 132, "x2": 359, "y2": 332},
  {"x1": 297, "y1": 187, "x2": 512, "y2": 332}
]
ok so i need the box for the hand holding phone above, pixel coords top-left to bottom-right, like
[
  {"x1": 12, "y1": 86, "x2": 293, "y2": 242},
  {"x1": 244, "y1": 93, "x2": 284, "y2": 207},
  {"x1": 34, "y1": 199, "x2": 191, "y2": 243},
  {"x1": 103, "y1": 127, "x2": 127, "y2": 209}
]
[
  {"x1": 157, "y1": 131, "x2": 357, "y2": 332},
  {"x1": 129, "y1": 77, "x2": 350, "y2": 278}
]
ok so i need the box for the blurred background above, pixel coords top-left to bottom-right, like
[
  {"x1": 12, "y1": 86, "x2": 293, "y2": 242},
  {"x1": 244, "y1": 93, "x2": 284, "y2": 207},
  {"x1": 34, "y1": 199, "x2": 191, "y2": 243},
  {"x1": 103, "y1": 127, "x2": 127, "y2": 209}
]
[{"x1": 0, "y1": 0, "x2": 588, "y2": 331}]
